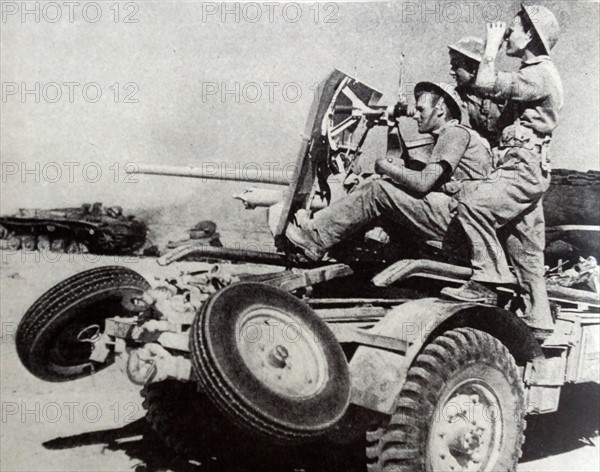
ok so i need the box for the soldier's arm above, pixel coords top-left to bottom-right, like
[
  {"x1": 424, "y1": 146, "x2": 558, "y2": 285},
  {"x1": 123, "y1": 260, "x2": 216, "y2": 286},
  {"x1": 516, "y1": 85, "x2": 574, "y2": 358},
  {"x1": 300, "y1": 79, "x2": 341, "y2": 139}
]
[
  {"x1": 476, "y1": 22, "x2": 549, "y2": 102},
  {"x1": 491, "y1": 67, "x2": 549, "y2": 102},
  {"x1": 475, "y1": 22, "x2": 507, "y2": 95},
  {"x1": 374, "y1": 159, "x2": 447, "y2": 194},
  {"x1": 375, "y1": 127, "x2": 470, "y2": 194}
]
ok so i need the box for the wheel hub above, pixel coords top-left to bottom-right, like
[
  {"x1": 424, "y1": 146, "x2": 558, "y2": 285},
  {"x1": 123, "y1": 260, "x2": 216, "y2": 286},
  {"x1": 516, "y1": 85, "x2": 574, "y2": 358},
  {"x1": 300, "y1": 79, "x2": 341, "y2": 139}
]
[
  {"x1": 429, "y1": 385, "x2": 503, "y2": 471},
  {"x1": 268, "y1": 345, "x2": 290, "y2": 369},
  {"x1": 76, "y1": 324, "x2": 102, "y2": 343},
  {"x1": 237, "y1": 308, "x2": 328, "y2": 398}
]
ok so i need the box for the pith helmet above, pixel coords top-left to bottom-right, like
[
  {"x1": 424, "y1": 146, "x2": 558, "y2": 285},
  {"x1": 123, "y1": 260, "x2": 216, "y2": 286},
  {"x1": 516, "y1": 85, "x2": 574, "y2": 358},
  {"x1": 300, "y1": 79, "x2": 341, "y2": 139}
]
[
  {"x1": 448, "y1": 36, "x2": 485, "y2": 63},
  {"x1": 414, "y1": 82, "x2": 464, "y2": 122},
  {"x1": 521, "y1": 4, "x2": 560, "y2": 54}
]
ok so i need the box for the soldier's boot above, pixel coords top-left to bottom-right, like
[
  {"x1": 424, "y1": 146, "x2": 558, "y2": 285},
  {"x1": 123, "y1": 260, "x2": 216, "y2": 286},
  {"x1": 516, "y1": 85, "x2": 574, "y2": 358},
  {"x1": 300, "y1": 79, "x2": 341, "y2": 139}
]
[
  {"x1": 285, "y1": 223, "x2": 326, "y2": 262},
  {"x1": 441, "y1": 280, "x2": 498, "y2": 305}
]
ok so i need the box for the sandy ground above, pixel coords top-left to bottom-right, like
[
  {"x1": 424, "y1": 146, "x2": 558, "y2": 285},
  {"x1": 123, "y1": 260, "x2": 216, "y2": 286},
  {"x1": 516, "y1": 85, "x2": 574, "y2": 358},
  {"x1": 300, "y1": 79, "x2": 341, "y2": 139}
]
[{"x1": 1, "y1": 252, "x2": 598, "y2": 472}]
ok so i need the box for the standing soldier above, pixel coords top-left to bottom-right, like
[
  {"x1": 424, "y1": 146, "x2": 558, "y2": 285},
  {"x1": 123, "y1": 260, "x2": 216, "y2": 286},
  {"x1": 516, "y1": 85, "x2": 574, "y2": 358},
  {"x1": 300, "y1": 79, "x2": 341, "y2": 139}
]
[
  {"x1": 442, "y1": 5, "x2": 563, "y2": 341},
  {"x1": 448, "y1": 36, "x2": 504, "y2": 148}
]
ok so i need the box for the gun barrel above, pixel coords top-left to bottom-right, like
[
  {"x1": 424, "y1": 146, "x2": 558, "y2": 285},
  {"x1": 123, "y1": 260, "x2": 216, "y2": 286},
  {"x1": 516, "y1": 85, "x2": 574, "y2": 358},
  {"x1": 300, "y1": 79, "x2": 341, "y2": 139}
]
[{"x1": 127, "y1": 164, "x2": 289, "y2": 186}]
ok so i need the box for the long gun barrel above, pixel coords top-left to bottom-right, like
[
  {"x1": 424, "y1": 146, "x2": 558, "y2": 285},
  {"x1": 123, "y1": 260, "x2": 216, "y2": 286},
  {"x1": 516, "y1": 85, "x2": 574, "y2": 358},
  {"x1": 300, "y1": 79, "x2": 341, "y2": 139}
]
[{"x1": 127, "y1": 164, "x2": 290, "y2": 186}]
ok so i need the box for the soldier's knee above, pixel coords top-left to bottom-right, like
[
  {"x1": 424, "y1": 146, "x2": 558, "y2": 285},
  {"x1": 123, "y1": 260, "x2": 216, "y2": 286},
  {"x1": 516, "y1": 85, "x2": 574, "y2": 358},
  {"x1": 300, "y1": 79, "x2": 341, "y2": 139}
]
[
  {"x1": 363, "y1": 179, "x2": 399, "y2": 214},
  {"x1": 457, "y1": 198, "x2": 490, "y2": 220},
  {"x1": 366, "y1": 178, "x2": 393, "y2": 200}
]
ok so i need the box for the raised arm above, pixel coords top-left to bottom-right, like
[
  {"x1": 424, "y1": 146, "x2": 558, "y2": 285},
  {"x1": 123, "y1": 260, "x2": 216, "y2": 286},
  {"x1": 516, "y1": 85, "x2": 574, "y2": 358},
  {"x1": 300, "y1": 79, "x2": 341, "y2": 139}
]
[{"x1": 475, "y1": 22, "x2": 507, "y2": 95}]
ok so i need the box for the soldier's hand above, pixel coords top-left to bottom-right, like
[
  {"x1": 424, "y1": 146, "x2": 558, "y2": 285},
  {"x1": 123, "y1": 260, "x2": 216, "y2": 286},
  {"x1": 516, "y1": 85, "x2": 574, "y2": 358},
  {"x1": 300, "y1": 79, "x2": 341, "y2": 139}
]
[
  {"x1": 485, "y1": 22, "x2": 507, "y2": 51},
  {"x1": 384, "y1": 104, "x2": 398, "y2": 126},
  {"x1": 384, "y1": 102, "x2": 415, "y2": 126}
]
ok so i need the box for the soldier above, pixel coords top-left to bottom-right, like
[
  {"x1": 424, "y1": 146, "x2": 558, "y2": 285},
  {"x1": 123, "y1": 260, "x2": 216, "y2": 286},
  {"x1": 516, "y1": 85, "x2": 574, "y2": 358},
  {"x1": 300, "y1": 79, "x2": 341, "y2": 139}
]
[
  {"x1": 441, "y1": 5, "x2": 563, "y2": 340},
  {"x1": 448, "y1": 36, "x2": 504, "y2": 148},
  {"x1": 285, "y1": 82, "x2": 493, "y2": 262}
]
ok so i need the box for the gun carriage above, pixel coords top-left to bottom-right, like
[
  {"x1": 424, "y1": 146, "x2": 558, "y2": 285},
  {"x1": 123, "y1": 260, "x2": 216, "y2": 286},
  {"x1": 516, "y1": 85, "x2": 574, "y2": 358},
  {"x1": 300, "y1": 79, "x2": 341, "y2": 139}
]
[{"x1": 15, "y1": 70, "x2": 600, "y2": 471}]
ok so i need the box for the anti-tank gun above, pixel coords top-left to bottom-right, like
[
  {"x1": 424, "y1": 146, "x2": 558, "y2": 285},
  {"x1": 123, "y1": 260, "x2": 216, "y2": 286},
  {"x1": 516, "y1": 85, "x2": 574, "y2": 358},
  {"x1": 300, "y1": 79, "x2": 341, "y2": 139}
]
[
  {"x1": 15, "y1": 68, "x2": 600, "y2": 471},
  {"x1": 128, "y1": 69, "x2": 433, "y2": 267},
  {"x1": 128, "y1": 69, "x2": 599, "y2": 268}
]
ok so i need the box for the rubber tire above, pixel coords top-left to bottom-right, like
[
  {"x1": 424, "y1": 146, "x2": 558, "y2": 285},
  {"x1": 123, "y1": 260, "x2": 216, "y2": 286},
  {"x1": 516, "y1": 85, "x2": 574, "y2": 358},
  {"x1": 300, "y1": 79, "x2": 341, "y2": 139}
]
[
  {"x1": 141, "y1": 379, "x2": 239, "y2": 458},
  {"x1": 16, "y1": 266, "x2": 150, "y2": 382},
  {"x1": 366, "y1": 327, "x2": 526, "y2": 472},
  {"x1": 190, "y1": 282, "x2": 351, "y2": 444}
]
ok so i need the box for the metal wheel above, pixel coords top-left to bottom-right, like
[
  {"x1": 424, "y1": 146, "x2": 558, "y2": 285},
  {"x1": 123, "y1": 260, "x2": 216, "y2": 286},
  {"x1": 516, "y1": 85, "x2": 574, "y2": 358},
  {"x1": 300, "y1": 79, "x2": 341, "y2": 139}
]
[
  {"x1": 4, "y1": 235, "x2": 21, "y2": 250},
  {"x1": 51, "y1": 238, "x2": 67, "y2": 252},
  {"x1": 37, "y1": 235, "x2": 51, "y2": 252},
  {"x1": 66, "y1": 240, "x2": 81, "y2": 254},
  {"x1": 428, "y1": 382, "x2": 503, "y2": 471},
  {"x1": 96, "y1": 230, "x2": 117, "y2": 252},
  {"x1": 20, "y1": 235, "x2": 37, "y2": 251},
  {"x1": 236, "y1": 307, "x2": 329, "y2": 399}
]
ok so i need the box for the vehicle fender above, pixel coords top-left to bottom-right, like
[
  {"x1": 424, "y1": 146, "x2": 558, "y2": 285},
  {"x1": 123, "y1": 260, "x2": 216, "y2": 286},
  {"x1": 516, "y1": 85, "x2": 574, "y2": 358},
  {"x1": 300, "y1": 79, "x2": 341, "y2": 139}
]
[{"x1": 348, "y1": 297, "x2": 542, "y2": 414}]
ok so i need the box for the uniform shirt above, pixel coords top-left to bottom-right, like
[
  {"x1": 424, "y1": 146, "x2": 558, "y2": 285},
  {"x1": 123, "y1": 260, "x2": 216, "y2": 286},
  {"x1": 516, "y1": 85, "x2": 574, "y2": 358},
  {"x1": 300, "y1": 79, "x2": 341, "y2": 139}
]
[
  {"x1": 430, "y1": 120, "x2": 493, "y2": 191},
  {"x1": 488, "y1": 56, "x2": 563, "y2": 137},
  {"x1": 458, "y1": 89, "x2": 503, "y2": 148}
]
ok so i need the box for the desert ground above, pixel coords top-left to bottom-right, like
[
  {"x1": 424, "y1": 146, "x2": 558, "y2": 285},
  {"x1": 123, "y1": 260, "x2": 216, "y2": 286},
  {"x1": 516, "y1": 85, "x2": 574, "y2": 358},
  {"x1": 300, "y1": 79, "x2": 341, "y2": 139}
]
[{"x1": 1, "y1": 252, "x2": 598, "y2": 472}]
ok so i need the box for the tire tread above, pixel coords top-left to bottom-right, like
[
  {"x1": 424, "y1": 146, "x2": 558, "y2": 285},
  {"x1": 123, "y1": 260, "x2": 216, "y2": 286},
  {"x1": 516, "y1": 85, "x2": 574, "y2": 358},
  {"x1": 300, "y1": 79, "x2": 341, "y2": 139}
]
[{"x1": 368, "y1": 327, "x2": 526, "y2": 472}]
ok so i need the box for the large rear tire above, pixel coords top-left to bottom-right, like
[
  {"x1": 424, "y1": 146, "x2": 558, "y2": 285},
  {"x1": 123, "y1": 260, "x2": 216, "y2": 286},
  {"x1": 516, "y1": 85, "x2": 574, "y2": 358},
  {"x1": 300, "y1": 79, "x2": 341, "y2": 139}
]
[
  {"x1": 16, "y1": 266, "x2": 150, "y2": 381},
  {"x1": 366, "y1": 327, "x2": 525, "y2": 472},
  {"x1": 190, "y1": 282, "x2": 350, "y2": 444}
]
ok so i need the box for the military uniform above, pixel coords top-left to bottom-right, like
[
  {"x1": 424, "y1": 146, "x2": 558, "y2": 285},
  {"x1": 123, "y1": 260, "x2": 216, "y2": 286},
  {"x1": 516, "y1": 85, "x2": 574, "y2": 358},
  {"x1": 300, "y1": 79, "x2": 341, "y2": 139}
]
[
  {"x1": 307, "y1": 120, "x2": 493, "y2": 250},
  {"x1": 449, "y1": 37, "x2": 505, "y2": 148},
  {"x1": 454, "y1": 55, "x2": 564, "y2": 329},
  {"x1": 458, "y1": 90, "x2": 504, "y2": 148}
]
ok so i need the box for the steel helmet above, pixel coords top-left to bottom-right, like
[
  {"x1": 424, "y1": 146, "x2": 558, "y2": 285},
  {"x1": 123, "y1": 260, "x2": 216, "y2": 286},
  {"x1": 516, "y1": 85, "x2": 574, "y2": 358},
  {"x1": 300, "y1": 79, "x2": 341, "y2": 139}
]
[
  {"x1": 188, "y1": 220, "x2": 217, "y2": 239},
  {"x1": 448, "y1": 36, "x2": 485, "y2": 63},
  {"x1": 521, "y1": 4, "x2": 560, "y2": 54},
  {"x1": 414, "y1": 82, "x2": 464, "y2": 122}
]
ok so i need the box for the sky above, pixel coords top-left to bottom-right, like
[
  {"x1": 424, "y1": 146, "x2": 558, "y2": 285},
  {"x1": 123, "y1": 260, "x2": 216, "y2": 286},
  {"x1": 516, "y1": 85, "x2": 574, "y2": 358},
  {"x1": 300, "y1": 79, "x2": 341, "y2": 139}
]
[{"x1": 1, "y1": 0, "x2": 599, "y2": 235}]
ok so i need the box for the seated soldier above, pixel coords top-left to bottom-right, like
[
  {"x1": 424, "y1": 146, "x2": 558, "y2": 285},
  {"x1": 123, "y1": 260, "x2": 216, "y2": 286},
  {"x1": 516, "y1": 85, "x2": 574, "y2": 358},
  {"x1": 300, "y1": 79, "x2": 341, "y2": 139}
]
[
  {"x1": 448, "y1": 36, "x2": 504, "y2": 148},
  {"x1": 285, "y1": 82, "x2": 493, "y2": 264}
]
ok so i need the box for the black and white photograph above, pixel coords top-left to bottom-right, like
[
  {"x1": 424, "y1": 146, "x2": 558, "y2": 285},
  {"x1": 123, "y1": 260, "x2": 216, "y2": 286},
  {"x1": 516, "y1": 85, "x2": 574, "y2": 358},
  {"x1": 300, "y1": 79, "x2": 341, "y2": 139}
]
[{"x1": 1, "y1": 1, "x2": 599, "y2": 471}]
